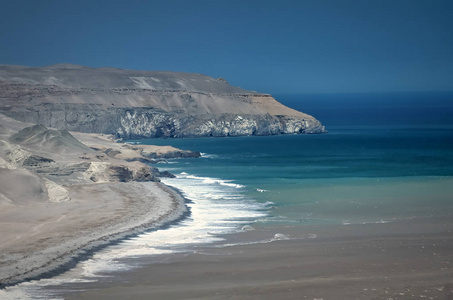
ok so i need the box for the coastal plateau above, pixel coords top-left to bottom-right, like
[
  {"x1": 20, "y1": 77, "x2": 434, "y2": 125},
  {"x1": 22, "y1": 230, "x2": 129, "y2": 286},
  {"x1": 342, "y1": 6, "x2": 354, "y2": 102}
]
[{"x1": 0, "y1": 64, "x2": 325, "y2": 138}]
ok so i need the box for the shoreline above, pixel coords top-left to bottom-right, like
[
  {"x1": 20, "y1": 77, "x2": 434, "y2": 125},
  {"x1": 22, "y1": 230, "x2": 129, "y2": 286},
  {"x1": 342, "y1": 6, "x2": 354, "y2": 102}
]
[
  {"x1": 0, "y1": 181, "x2": 188, "y2": 288},
  {"x1": 0, "y1": 114, "x2": 196, "y2": 289},
  {"x1": 64, "y1": 215, "x2": 453, "y2": 300}
]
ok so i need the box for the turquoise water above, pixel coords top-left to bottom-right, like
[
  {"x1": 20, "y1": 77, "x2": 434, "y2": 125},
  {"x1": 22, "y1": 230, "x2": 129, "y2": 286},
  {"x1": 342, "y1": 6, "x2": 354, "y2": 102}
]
[
  {"x1": 143, "y1": 126, "x2": 453, "y2": 179},
  {"x1": 136, "y1": 126, "x2": 453, "y2": 226}
]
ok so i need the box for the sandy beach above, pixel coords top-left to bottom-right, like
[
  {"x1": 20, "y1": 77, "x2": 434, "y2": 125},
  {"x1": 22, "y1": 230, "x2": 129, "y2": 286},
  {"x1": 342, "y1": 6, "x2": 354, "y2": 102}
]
[
  {"x1": 67, "y1": 216, "x2": 453, "y2": 300},
  {"x1": 0, "y1": 114, "x2": 189, "y2": 287},
  {"x1": 0, "y1": 181, "x2": 186, "y2": 287}
]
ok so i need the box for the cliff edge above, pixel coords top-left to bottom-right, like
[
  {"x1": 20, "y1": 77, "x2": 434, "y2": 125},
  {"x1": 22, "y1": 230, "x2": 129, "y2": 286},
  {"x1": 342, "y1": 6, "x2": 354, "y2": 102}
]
[{"x1": 0, "y1": 64, "x2": 325, "y2": 138}]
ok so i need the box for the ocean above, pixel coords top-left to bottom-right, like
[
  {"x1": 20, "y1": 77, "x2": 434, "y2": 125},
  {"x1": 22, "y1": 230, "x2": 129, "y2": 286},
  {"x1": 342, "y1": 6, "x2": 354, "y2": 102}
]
[{"x1": 2, "y1": 92, "x2": 453, "y2": 299}]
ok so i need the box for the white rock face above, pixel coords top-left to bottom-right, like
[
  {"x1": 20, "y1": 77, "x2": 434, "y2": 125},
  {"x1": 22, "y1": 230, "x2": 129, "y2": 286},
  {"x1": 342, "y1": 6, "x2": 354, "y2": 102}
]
[
  {"x1": 84, "y1": 162, "x2": 110, "y2": 182},
  {"x1": 43, "y1": 178, "x2": 70, "y2": 202},
  {"x1": 115, "y1": 112, "x2": 324, "y2": 138},
  {"x1": 0, "y1": 139, "x2": 31, "y2": 168}
]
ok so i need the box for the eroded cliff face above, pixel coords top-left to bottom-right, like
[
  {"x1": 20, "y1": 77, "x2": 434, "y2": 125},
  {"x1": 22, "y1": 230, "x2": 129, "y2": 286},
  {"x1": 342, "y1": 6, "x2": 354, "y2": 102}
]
[
  {"x1": 0, "y1": 64, "x2": 326, "y2": 138},
  {"x1": 2, "y1": 105, "x2": 324, "y2": 138},
  {"x1": 118, "y1": 110, "x2": 324, "y2": 138}
]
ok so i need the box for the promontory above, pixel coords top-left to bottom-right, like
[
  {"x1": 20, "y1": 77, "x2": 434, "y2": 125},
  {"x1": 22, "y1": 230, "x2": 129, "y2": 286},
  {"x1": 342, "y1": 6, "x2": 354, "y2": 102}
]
[{"x1": 0, "y1": 64, "x2": 325, "y2": 138}]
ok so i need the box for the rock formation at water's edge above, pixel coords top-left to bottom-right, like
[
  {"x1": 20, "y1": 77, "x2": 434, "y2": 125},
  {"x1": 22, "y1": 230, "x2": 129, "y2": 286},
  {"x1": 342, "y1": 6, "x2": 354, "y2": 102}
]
[{"x1": 0, "y1": 64, "x2": 326, "y2": 138}]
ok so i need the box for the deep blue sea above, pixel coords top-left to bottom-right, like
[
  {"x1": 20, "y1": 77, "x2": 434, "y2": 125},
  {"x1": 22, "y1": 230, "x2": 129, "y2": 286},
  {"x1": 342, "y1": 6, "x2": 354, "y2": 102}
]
[
  {"x1": 276, "y1": 92, "x2": 453, "y2": 126},
  {"x1": 2, "y1": 92, "x2": 453, "y2": 299}
]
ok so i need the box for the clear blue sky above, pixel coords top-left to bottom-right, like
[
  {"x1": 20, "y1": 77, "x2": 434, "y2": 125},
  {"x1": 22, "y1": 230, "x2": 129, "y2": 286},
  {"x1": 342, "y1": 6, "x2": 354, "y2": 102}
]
[{"x1": 1, "y1": 0, "x2": 452, "y2": 94}]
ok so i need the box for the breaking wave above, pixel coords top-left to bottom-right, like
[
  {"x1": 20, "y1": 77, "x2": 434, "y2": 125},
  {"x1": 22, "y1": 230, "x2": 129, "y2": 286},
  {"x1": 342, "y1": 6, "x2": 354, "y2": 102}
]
[{"x1": 1, "y1": 171, "x2": 268, "y2": 300}]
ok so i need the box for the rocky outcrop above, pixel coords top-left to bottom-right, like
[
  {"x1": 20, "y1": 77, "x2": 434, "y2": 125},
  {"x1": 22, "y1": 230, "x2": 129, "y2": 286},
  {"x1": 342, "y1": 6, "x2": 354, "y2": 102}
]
[
  {"x1": 0, "y1": 64, "x2": 326, "y2": 138},
  {"x1": 1, "y1": 124, "x2": 163, "y2": 185},
  {"x1": 2, "y1": 105, "x2": 325, "y2": 139},
  {"x1": 130, "y1": 144, "x2": 201, "y2": 159}
]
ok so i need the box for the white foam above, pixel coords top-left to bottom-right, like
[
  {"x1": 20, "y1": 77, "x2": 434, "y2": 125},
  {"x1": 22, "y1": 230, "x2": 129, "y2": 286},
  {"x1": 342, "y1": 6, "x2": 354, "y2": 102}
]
[
  {"x1": 241, "y1": 225, "x2": 255, "y2": 231},
  {"x1": 78, "y1": 171, "x2": 267, "y2": 277},
  {"x1": 0, "y1": 276, "x2": 96, "y2": 300},
  {"x1": 361, "y1": 219, "x2": 391, "y2": 225},
  {"x1": 5, "y1": 171, "x2": 268, "y2": 298},
  {"x1": 272, "y1": 233, "x2": 291, "y2": 241},
  {"x1": 342, "y1": 219, "x2": 392, "y2": 226},
  {"x1": 200, "y1": 153, "x2": 219, "y2": 159},
  {"x1": 182, "y1": 174, "x2": 245, "y2": 188}
]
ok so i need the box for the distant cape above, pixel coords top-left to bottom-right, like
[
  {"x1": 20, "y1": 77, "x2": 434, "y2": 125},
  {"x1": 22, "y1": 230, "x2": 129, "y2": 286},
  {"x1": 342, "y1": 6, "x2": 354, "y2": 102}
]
[{"x1": 0, "y1": 64, "x2": 326, "y2": 138}]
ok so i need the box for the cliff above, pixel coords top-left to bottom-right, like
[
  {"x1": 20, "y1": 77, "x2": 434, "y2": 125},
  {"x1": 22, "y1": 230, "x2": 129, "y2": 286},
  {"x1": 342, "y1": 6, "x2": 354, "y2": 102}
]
[{"x1": 0, "y1": 64, "x2": 325, "y2": 138}]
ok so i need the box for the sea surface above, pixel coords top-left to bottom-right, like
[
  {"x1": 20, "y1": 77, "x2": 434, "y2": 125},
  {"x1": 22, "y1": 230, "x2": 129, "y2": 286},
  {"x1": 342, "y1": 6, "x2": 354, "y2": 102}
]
[{"x1": 2, "y1": 92, "x2": 453, "y2": 299}]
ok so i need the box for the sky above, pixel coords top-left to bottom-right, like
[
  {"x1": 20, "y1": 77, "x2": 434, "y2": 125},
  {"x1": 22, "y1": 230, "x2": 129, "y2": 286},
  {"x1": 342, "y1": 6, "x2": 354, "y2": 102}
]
[{"x1": 0, "y1": 0, "x2": 452, "y2": 95}]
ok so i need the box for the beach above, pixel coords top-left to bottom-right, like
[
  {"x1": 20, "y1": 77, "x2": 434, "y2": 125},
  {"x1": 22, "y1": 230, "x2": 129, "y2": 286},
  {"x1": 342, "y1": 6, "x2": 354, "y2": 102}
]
[
  {"x1": 0, "y1": 180, "x2": 186, "y2": 288},
  {"x1": 65, "y1": 214, "x2": 453, "y2": 300},
  {"x1": 0, "y1": 114, "x2": 189, "y2": 289}
]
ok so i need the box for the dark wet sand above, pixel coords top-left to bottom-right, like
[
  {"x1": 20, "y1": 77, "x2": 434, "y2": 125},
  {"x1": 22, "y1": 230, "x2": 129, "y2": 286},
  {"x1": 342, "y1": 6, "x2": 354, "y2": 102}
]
[{"x1": 67, "y1": 216, "x2": 453, "y2": 300}]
